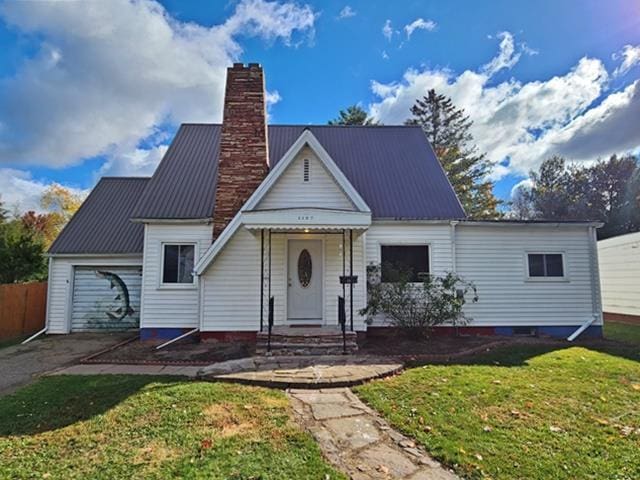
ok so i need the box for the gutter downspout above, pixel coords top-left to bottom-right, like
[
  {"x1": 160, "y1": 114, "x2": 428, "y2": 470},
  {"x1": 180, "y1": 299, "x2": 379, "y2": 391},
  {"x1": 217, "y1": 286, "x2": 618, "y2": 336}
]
[
  {"x1": 450, "y1": 220, "x2": 459, "y2": 336},
  {"x1": 22, "y1": 256, "x2": 53, "y2": 344},
  {"x1": 450, "y1": 220, "x2": 458, "y2": 273},
  {"x1": 156, "y1": 328, "x2": 199, "y2": 350},
  {"x1": 567, "y1": 318, "x2": 595, "y2": 342},
  {"x1": 567, "y1": 226, "x2": 602, "y2": 342}
]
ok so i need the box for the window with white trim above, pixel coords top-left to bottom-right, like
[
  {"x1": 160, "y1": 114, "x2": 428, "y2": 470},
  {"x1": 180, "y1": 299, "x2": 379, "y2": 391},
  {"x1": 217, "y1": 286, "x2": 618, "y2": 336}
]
[
  {"x1": 527, "y1": 253, "x2": 564, "y2": 278},
  {"x1": 162, "y1": 244, "x2": 195, "y2": 284},
  {"x1": 381, "y1": 245, "x2": 429, "y2": 282}
]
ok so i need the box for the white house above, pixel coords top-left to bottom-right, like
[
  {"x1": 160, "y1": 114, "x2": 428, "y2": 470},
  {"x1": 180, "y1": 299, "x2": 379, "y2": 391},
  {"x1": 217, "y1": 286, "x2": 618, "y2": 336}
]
[
  {"x1": 598, "y1": 231, "x2": 640, "y2": 323},
  {"x1": 45, "y1": 63, "x2": 603, "y2": 349}
]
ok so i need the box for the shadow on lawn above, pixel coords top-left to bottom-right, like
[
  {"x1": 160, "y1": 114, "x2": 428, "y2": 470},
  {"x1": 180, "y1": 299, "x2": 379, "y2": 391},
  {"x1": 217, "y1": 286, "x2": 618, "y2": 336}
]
[
  {"x1": 407, "y1": 339, "x2": 640, "y2": 368},
  {"x1": 0, "y1": 375, "x2": 180, "y2": 437}
]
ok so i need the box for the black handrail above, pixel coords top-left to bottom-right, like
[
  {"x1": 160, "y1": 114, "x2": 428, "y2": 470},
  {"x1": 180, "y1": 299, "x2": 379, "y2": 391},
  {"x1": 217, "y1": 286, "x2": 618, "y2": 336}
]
[
  {"x1": 338, "y1": 295, "x2": 346, "y2": 354},
  {"x1": 267, "y1": 296, "x2": 274, "y2": 353}
]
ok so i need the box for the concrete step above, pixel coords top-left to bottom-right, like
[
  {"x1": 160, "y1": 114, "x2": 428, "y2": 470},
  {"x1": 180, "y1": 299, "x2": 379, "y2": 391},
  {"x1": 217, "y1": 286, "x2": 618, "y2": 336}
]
[
  {"x1": 256, "y1": 343, "x2": 358, "y2": 356},
  {"x1": 256, "y1": 327, "x2": 358, "y2": 355}
]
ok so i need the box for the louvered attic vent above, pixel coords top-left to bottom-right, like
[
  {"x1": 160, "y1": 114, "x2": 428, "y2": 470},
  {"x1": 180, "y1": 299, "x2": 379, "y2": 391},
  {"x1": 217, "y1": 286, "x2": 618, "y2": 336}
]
[{"x1": 303, "y1": 158, "x2": 310, "y2": 182}]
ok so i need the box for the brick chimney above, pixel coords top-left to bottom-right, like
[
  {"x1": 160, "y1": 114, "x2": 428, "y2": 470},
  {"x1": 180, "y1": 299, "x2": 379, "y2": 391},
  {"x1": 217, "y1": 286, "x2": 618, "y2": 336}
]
[{"x1": 212, "y1": 63, "x2": 269, "y2": 239}]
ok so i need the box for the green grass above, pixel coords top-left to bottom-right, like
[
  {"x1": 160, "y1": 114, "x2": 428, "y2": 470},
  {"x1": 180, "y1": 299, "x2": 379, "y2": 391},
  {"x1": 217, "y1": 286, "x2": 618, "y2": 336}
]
[
  {"x1": 605, "y1": 321, "x2": 640, "y2": 345},
  {"x1": 0, "y1": 375, "x2": 345, "y2": 479},
  {"x1": 355, "y1": 345, "x2": 640, "y2": 480}
]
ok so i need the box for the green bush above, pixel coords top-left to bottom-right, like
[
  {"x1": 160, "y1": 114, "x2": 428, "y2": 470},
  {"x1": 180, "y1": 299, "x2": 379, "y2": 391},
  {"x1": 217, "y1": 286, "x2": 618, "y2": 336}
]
[{"x1": 360, "y1": 263, "x2": 478, "y2": 337}]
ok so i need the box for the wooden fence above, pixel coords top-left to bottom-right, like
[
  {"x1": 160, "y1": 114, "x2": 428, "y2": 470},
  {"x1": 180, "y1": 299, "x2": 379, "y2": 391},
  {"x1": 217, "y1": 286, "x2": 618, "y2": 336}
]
[{"x1": 0, "y1": 282, "x2": 47, "y2": 341}]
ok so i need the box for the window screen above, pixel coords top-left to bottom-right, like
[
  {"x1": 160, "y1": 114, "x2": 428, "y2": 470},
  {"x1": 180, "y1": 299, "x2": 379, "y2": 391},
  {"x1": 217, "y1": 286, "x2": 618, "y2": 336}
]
[
  {"x1": 163, "y1": 245, "x2": 195, "y2": 283},
  {"x1": 381, "y1": 245, "x2": 429, "y2": 282}
]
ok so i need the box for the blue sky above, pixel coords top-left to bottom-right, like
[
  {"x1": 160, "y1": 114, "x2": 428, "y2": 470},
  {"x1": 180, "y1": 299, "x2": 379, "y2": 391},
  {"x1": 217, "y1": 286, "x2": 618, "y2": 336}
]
[{"x1": 0, "y1": 0, "x2": 639, "y2": 211}]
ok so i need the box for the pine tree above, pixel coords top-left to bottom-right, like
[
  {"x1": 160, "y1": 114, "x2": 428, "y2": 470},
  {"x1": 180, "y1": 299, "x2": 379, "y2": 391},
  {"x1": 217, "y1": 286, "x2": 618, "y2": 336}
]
[
  {"x1": 406, "y1": 89, "x2": 500, "y2": 219},
  {"x1": 0, "y1": 197, "x2": 7, "y2": 223},
  {"x1": 329, "y1": 105, "x2": 378, "y2": 126}
]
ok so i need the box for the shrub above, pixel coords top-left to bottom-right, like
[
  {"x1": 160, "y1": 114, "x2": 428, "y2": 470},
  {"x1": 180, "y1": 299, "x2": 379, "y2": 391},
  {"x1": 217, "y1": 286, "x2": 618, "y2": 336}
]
[{"x1": 360, "y1": 263, "x2": 478, "y2": 337}]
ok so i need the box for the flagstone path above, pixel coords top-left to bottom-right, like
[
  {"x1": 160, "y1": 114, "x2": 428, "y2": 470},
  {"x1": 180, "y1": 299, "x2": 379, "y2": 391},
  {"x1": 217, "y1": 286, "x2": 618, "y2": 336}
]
[{"x1": 288, "y1": 387, "x2": 459, "y2": 480}]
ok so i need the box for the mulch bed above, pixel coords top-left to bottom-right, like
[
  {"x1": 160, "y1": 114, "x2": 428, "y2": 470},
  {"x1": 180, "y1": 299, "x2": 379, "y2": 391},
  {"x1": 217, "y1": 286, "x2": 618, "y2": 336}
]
[
  {"x1": 358, "y1": 334, "x2": 505, "y2": 358},
  {"x1": 81, "y1": 337, "x2": 255, "y2": 366}
]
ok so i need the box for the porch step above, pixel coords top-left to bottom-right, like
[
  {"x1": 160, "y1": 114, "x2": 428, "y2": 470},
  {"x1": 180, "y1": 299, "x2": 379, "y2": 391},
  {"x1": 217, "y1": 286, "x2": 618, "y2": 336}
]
[{"x1": 256, "y1": 327, "x2": 358, "y2": 355}]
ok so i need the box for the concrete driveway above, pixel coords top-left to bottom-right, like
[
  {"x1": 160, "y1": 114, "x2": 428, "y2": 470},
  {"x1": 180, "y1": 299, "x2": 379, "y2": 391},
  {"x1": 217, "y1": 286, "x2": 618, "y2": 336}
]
[{"x1": 0, "y1": 332, "x2": 133, "y2": 396}]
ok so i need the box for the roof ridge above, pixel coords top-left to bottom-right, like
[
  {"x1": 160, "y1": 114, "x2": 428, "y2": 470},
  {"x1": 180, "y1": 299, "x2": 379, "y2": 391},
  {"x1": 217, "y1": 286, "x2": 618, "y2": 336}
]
[
  {"x1": 179, "y1": 122, "x2": 419, "y2": 129},
  {"x1": 100, "y1": 176, "x2": 151, "y2": 180}
]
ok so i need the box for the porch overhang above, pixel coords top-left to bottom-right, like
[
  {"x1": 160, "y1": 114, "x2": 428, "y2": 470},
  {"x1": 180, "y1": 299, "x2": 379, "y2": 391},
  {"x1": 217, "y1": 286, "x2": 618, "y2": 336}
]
[{"x1": 241, "y1": 208, "x2": 371, "y2": 232}]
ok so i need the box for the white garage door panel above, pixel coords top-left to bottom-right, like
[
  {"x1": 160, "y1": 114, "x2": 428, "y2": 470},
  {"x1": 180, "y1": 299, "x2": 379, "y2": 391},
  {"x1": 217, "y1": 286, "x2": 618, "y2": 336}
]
[{"x1": 71, "y1": 266, "x2": 142, "y2": 331}]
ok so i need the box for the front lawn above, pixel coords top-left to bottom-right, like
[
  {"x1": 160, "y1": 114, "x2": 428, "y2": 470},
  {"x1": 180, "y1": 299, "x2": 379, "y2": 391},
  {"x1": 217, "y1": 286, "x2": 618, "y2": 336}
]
[
  {"x1": 355, "y1": 345, "x2": 640, "y2": 480},
  {"x1": 604, "y1": 321, "x2": 640, "y2": 345},
  {"x1": 0, "y1": 375, "x2": 344, "y2": 479}
]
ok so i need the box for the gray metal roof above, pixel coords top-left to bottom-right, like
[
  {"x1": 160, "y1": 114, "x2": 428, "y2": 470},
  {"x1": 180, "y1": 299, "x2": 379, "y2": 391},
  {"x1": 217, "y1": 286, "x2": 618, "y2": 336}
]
[
  {"x1": 49, "y1": 177, "x2": 149, "y2": 255},
  {"x1": 130, "y1": 124, "x2": 221, "y2": 220},
  {"x1": 132, "y1": 124, "x2": 465, "y2": 220},
  {"x1": 268, "y1": 125, "x2": 465, "y2": 219}
]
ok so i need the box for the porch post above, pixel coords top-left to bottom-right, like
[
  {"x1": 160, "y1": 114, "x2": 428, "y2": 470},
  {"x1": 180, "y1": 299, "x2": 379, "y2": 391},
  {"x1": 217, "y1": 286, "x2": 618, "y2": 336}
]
[
  {"x1": 268, "y1": 229, "x2": 272, "y2": 301},
  {"x1": 349, "y1": 228, "x2": 354, "y2": 332},
  {"x1": 342, "y1": 229, "x2": 346, "y2": 300},
  {"x1": 268, "y1": 229, "x2": 273, "y2": 352},
  {"x1": 260, "y1": 228, "x2": 264, "y2": 332}
]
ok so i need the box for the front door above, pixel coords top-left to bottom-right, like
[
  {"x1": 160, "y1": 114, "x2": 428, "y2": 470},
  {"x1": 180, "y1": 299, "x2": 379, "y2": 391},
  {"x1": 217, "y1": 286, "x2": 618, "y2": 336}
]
[{"x1": 287, "y1": 239, "x2": 323, "y2": 324}]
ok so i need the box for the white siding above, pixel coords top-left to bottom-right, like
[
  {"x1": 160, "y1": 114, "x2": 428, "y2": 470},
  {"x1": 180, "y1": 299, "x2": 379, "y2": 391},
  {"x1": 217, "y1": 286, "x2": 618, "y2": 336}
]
[
  {"x1": 456, "y1": 225, "x2": 599, "y2": 326},
  {"x1": 598, "y1": 232, "x2": 640, "y2": 316},
  {"x1": 363, "y1": 222, "x2": 598, "y2": 328},
  {"x1": 256, "y1": 147, "x2": 355, "y2": 211},
  {"x1": 140, "y1": 223, "x2": 212, "y2": 329},
  {"x1": 201, "y1": 229, "x2": 367, "y2": 331},
  {"x1": 47, "y1": 256, "x2": 142, "y2": 334}
]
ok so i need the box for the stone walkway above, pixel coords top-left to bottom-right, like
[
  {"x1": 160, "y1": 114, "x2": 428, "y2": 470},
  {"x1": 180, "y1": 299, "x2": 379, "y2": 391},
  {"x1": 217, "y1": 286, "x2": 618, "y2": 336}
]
[
  {"x1": 199, "y1": 355, "x2": 403, "y2": 388},
  {"x1": 289, "y1": 388, "x2": 458, "y2": 480},
  {"x1": 52, "y1": 363, "x2": 200, "y2": 377},
  {"x1": 52, "y1": 355, "x2": 402, "y2": 388}
]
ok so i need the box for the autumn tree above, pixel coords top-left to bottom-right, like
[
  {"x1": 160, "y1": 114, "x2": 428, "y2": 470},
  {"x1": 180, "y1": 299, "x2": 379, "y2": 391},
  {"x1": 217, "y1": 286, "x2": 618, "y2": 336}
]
[
  {"x1": 40, "y1": 184, "x2": 83, "y2": 242},
  {"x1": 21, "y1": 211, "x2": 59, "y2": 249},
  {"x1": 329, "y1": 105, "x2": 378, "y2": 126},
  {"x1": 406, "y1": 89, "x2": 500, "y2": 219}
]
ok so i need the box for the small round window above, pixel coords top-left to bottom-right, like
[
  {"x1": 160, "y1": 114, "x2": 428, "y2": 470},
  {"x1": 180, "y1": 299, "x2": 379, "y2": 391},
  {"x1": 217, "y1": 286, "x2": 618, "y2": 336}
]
[{"x1": 298, "y1": 249, "x2": 312, "y2": 287}]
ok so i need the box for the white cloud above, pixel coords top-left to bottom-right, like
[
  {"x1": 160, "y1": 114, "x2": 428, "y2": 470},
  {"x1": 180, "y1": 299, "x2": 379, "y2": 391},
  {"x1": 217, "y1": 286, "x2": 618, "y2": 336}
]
[
  {"x1": 0, "y1": 168, "x2": 87, "y2": 213},
  {"x1": 613, "y1": 44, "x2": 640, "y2": 77},
  {"x1": 404, "y1": 18, "x2": 436, "y2": 39},
  {"x1": 0, "y1": 0, "x2": 317, "y2": 169},
  {"x1": 369, "y1": 32, "x2": 640, "y2": 179},
  {"x1": 382, "y1": 50, "x2": 389, "y2": 60},
  {"x1": 481, "y1": 31, "x2": 520, "y2": 76},
  {"x1": 510, "y1": 178, "x2": 533, "y2": 198},
  {"x1": 382, "y1": 19, "x2": 393, "y2": 41},
  {"x1": 97, "y1": 145, "x2": 169, "y2": 178},
  {"x1": 337, "y1": 5, "x2": 356, "y2": 19}
]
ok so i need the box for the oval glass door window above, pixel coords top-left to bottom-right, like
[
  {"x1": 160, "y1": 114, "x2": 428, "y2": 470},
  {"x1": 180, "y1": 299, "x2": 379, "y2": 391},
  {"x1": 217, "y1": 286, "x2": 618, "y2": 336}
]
[{"x1": 298, "y1": 249, "x2": 312, "y2": 287}]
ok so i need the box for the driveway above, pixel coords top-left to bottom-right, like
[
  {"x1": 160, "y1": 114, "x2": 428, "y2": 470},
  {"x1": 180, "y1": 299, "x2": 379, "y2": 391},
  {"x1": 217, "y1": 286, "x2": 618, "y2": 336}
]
[{"x1": 0, "y1": 333, "x2": 133, "y2": 396}]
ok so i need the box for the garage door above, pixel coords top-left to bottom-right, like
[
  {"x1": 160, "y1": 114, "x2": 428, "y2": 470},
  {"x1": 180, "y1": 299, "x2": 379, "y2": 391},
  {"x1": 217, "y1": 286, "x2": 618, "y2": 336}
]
[{"x1": 71, "y1": 266, "x2": 142, "y2": 331}]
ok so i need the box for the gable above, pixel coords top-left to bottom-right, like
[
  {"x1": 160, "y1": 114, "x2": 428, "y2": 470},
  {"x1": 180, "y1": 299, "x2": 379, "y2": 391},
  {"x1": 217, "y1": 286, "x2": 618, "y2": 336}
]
[{"x1": 255, "y1": 146, "x2": 356, "y2": 211}]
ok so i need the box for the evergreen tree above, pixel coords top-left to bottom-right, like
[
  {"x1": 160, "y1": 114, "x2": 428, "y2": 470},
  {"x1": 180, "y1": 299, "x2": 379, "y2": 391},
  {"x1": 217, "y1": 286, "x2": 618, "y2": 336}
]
[
  {"x1": 329, "y1": 105, "x2": 378, "y2": 125},
  {"x1": 0, "y1": 197, "x2": 7, "y2": 223},
  {"x1": 406, "y1": 89, "x2": 500, "y2": 218},
  {"x1": 0, "y1": 219, "x2": 47, "y2": 283}
]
